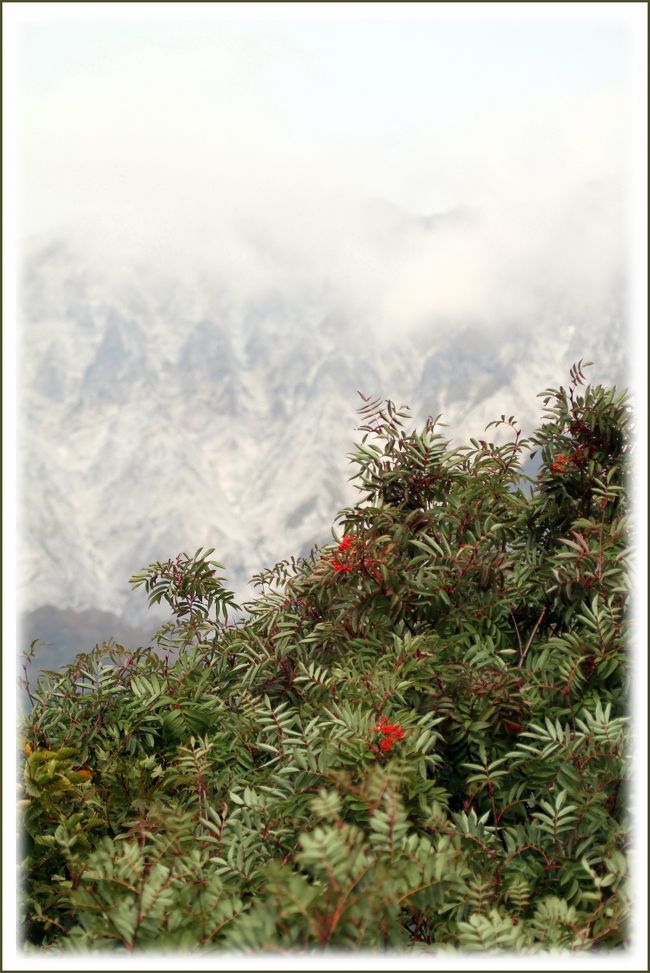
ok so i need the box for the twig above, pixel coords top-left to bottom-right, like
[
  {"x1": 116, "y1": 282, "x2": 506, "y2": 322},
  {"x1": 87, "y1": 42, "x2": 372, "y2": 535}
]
[
  {"x1": 519, "y1": 608, "x2": 546, "y2": 667},
  {"x1": 509, "y1": 610, "x2": 523, "y2": 657}
]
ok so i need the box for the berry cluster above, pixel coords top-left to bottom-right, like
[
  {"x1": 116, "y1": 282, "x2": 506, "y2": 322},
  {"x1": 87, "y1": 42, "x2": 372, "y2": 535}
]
[
  {"x1": 549, "y1": 453, "x2": 570, "y2": 475},
  {"x1": 331, "y1": 535, "x2": 356, "y2": 573},
  {"x1": 372, "y1": 716, "x2": 405, "y2": 753},
  {"x1": 329, "y1": 534, "x2": 385, "y2": 584},
  {"x1": 549, "y1": 444, "x2": 595, "y2": 476}
]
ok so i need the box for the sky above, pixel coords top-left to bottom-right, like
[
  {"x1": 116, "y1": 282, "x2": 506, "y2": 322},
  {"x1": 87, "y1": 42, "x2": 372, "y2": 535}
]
[
  {"x1": 3, "y1": 4, "x2": 648, "y2": 971},
  {"x1": 17, "y1": 14, "x2": 630, "y2": 244},
  {"x1": 10, "y1": 4, "x2": 640, "y2": 349}
]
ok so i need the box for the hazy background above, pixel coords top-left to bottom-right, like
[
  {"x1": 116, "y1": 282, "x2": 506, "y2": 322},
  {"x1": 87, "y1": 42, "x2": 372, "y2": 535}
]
[{"x1": 10, "y1": 6, "x2": 642, "y2": 676}]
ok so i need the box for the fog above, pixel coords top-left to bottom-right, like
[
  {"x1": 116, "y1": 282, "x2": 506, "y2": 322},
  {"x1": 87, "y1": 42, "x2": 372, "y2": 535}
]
[{"x1": 19, "y1": 18, "x2": 630, "y2": 356}]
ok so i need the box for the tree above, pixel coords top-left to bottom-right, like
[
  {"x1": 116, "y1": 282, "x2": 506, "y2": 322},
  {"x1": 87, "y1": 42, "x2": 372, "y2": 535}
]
[{"x1": 20, "y1": 362, "x2": 632, "y2": 952}]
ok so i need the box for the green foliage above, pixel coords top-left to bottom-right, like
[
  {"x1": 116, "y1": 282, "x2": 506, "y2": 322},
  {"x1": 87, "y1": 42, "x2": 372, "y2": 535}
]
[{"x1": 20, "y1": 363, "x2": 632, "y2": 953}]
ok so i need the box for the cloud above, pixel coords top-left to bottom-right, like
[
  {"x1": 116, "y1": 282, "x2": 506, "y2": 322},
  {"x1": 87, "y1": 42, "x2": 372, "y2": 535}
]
[{"x1": 19, "y1": 26, "x2": 629, "y2": 370}]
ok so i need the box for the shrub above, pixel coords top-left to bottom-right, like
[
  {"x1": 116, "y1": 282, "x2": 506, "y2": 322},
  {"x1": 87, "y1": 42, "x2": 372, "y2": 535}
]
[{"x1": 20, "y1": 362, "x2": 632, "y2": 952}]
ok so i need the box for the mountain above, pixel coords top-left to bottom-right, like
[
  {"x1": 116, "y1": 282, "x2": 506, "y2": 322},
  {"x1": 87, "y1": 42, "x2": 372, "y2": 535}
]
[
  {"x1": 18, "y1": 605, "x2": 159, "y2": 696},
  {"x1": 18, "y1": 202, "x2": 627, "y2": 630}
]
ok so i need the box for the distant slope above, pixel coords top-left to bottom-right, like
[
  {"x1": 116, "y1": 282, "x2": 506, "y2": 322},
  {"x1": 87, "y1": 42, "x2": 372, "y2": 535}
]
[
  {"x1": 19, "y1": 605, "x2": 161, "y2": 689},
  {"x1": 19, "y1": 201, "x2": 627, "y2": 624}
]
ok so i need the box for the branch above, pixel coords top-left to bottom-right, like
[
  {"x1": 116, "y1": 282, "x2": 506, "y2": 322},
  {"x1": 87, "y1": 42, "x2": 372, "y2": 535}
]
[{"x1": 518, "y1": 608, "x2": 545, "y2": 667}]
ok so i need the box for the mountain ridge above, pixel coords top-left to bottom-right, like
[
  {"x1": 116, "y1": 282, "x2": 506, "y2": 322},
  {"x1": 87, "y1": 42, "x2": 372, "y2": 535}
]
[{"x1": 19, "y1": 203, "x2": 627, "y2": 624}]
